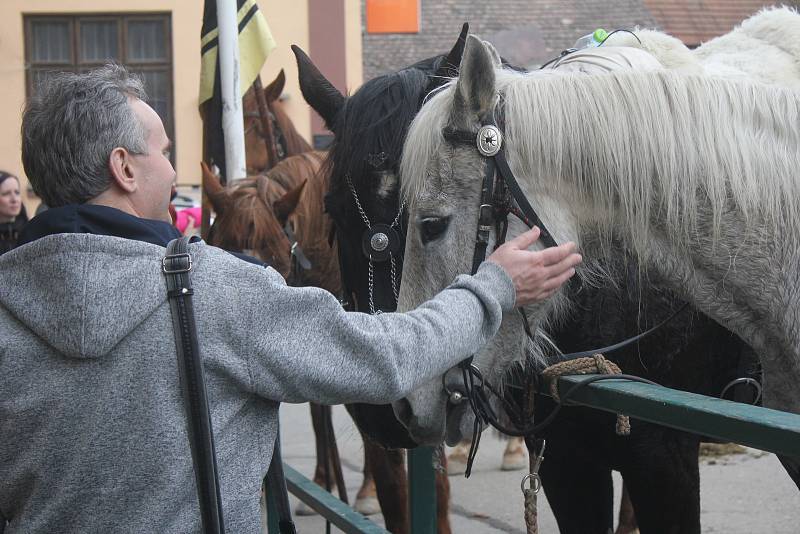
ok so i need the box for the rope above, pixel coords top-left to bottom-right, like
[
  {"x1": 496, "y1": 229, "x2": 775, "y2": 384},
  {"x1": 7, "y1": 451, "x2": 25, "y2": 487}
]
[
  {"x1": 521, "y1": 439, "x2": 545, "y2": 534},
  {"x1": 523, "y1": 486, "x2": 538, "y2": 534},
  {"x1": 541, "y1": 355, "x2": 631, "y2": 435}
]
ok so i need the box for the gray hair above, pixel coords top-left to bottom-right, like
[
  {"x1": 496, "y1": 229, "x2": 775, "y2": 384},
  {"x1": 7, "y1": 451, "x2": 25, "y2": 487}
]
[{"x1": 21, "y1": 64, "x2": 149, "y2": 207}]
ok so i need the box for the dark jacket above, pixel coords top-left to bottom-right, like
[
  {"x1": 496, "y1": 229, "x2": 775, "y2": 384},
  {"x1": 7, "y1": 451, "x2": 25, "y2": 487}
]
[{"x1": 0, "y1": 206, "x2": 28, "y2": 255}]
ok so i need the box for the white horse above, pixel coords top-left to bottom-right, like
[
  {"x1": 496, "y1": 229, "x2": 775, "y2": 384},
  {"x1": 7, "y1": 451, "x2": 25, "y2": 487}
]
[{"x1": 392, "y1": 25, "x2": 800, "y2": 495}]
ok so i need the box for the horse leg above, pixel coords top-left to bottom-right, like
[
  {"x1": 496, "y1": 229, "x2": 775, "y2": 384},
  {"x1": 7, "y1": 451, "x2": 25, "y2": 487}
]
[
  {"x1": 532, "y1": 398, "x2": 614, "y2": 534},
  {"x1": 366, "y1": 444, "x2": 409, "y2": 534},
  {"x1": 760, "y1": 358, "x2": 800, "y2": 489},
  {"x1": 434, "y1": 459, "x2": 453, "y2": 534},
  {"x1": 621, "y1": 428, "x2": 700, "y2": 534},
  {"x1": 538, "y1": 439, "x2": 613, "y2": 534},
  {"x1": 354, "y1": 437, "x2": 381, "y2": 515},
  {"x1": 615, "y1": 482, "x2": 639, "y2": 534},
  {"x1": 296, "y1": 403, "x2": 336, "y2": 516}
]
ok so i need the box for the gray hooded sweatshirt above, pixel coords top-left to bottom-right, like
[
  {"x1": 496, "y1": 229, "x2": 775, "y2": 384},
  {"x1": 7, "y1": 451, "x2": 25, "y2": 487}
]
[{"x1": 0, "y1": 233, "x2": 514, "y2": 533}]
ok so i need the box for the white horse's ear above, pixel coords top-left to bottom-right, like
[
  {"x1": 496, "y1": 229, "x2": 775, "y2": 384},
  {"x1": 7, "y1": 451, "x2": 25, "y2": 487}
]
[{"x1": 453, "y1": 35, "x2": 497, "y2": 124}]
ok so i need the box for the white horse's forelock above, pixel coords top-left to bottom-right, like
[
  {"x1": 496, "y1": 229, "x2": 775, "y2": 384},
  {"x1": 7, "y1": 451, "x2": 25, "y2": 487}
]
[{"x1": 401, "y1": 67, "x2": 800, "y2": 260}]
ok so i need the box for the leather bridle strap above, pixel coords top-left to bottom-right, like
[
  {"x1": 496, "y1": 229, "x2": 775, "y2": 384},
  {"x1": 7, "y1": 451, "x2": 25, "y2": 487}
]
[
  {"x1": 494, "y1": 147, "x2": 558, "y2": 248},
  {"x1": 470, "y1": 156, "x2": 500, "y2": 275}
]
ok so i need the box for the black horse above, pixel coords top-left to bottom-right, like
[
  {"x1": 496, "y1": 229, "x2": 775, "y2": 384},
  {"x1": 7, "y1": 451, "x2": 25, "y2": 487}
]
[
  {"x1": 292, "y1": 30, "x2": 472, "y2": 534},
  {"x1": 296, "y1": 28, "x2": 760, "y2": 534}
]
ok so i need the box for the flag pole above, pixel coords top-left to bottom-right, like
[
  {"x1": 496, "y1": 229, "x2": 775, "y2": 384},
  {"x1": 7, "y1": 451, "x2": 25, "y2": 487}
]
[{"x1": 216, "y1": 0, "x2": 247, "y2": 183}]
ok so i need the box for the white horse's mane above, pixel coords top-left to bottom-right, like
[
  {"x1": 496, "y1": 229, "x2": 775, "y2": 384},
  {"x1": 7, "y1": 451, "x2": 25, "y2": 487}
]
[{"x1": 401, "y1": 68, "x2": 800, "y2": 258}]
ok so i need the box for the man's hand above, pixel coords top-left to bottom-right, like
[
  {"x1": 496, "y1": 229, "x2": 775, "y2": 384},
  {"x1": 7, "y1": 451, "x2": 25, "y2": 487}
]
[{"x1": 487, "y1": 227, "x2": 582, "y2": 307}]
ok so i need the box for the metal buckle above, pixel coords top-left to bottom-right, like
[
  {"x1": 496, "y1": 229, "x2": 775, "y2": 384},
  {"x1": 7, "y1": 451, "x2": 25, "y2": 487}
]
[
  {"x1": 162, "y1": 253, "x2": 192, "y2": 274},
  {"x1": 479, "y1": 203, "x2": 495, "y2": 222}
]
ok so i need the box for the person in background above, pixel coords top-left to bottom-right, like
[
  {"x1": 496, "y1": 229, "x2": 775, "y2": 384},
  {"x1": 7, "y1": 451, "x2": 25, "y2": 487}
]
[{"x1": 0, "y1": 171, "x2": 28, "y2": 254}]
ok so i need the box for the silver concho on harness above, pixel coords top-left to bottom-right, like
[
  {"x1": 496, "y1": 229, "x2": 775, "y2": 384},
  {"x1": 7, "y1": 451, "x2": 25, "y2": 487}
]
[
  {"x1": 362, "y1": 223, "x2": 400, "y2": 262},
  {"x1": 476, "y1": 124, "x2": 502, "y2": 157},
  {"x1": 370, "y1": 232, "x2": 389, "y2": 252}
]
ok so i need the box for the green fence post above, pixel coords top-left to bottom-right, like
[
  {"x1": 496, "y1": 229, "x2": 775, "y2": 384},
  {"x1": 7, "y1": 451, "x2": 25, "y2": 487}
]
[
  {"x1": 264, "y1": 479, "x2": 280, "y2": 534},
  {"x1": 408, "y1": 446, "x2": 437, "y2": 533}
]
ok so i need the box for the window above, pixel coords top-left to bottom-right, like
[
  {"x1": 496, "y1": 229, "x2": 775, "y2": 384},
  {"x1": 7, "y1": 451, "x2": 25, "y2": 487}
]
[{"x1": 24, "y1": 14, "x2": 175, "y2": 164}]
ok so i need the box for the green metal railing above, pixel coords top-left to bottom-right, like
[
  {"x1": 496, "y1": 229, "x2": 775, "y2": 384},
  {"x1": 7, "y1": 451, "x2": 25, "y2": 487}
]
[
  {"x1": 557, "y1": 374, "x2": 800, "y2": 457},
  {"x1": 265, "y1": 463, "x2": 390, "y2": 534},
  {"x1": 265, "y1": 450, "x2": 438, "y2": 534},
  {"x1": 268, "y1": 374, "x2": 800, "y2": 533}
]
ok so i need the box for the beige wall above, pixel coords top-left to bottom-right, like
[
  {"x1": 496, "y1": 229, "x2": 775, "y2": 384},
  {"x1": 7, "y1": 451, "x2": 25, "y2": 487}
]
[{"x1": 0, "y1": 0, "x2": 363, "y2": 213}]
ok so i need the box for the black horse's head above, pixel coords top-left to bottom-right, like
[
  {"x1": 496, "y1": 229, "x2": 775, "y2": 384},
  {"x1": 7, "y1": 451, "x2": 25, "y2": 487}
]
[{"x1": 292, "y1": 24, "x2": 468, "y2": 449}]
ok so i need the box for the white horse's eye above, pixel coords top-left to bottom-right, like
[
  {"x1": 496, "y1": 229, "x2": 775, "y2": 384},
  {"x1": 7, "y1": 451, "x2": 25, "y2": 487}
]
[{"x1": 419, "y1": 216, "x2": 450, "y2": 244}]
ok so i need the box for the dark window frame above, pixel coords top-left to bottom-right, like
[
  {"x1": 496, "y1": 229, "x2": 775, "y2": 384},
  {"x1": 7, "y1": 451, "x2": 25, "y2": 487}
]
[{"x1": 23, "y1": 13, "x2": 175, "y2": 167}]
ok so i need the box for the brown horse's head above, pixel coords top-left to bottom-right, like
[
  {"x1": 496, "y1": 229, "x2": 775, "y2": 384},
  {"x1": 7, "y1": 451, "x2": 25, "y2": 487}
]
[
  {"x1": 243, "y1": 70, "x2": 313, "y2": 174},
  {"x1": 202, "y1": 160, "x2": 305, "y2": 277}
]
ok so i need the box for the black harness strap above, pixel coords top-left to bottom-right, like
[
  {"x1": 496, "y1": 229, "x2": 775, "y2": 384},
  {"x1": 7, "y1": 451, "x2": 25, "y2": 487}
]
[
  {"x1": 470, "y1": 157, "x2": 499, "y2": 274},
  {"x1": 494, "y1": 148, "x2": 558, "y2": 248}
]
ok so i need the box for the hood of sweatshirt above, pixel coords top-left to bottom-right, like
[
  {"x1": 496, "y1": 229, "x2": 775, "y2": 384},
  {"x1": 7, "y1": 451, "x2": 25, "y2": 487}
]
[
  {"x1": 2, "y1": 204, "x2": 190, "y2": 359},
  {"x1": 1, "y1": 231, "x2": 173, "y2": 359}
]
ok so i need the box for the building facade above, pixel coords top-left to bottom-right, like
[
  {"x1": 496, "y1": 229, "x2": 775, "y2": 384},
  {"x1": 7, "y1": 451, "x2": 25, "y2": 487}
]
[
  {"x1": 360, "y1": 0, "x2": 790, "y2": 78},
  {"x1": 0, "y1": 0, "x2": 362, "y2": 213}
]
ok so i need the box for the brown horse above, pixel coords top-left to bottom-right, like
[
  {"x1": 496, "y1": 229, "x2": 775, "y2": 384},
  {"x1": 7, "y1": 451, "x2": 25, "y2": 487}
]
[
  {"x1": 242, "y1": 70, "x2": 313, "y2": 175},
  {"x1": 202, "y1": 154, "x2": 449, "y2": 532}
]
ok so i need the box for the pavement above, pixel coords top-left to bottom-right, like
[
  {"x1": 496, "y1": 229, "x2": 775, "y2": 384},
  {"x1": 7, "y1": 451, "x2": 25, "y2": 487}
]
[{"x1": 275, "y1": 402, "x2": 800, "y2": 533}]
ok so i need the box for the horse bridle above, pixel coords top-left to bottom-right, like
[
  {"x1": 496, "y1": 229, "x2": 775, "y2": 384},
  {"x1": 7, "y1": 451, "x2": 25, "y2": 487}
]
[
  {"x1": 439, "y1": 109, "x2": 568, "y2": 473},
  {"x1": 244, "y1": 110, "x2": 287, "y2": 161},
  {"x1": 440, "y1": 107, "x2": 690, "y2": 476},
  {"x1": 284, "y1": 221, "x2": 312, "y2": 286}
]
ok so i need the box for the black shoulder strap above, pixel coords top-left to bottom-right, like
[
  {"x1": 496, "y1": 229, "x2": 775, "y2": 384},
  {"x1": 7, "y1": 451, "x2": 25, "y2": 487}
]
[
  {"x1": 164, "y1": 237, "x2": 225, "y2": 534},
  {"x1": 164, "y1": 238, "x2": 296, "y2": 534}
]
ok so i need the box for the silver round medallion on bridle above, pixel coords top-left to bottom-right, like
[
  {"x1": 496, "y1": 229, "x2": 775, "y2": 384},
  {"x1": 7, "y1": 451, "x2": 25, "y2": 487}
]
[
  {"x1": 476, "y1": 124, "x2": 502, "y2": 157},
  {"x1": 370, "y1": 232, "x2": 389, "y2": 252}
]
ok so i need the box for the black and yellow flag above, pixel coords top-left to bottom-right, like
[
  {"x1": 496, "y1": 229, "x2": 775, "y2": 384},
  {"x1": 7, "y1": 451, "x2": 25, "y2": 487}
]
[{"x1": 199, "y1": 0, "x2": 276, "y2": 105}]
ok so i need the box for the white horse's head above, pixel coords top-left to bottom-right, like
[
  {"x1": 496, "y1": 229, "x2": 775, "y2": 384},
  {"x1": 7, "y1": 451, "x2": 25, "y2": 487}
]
[
  {"x1": 392, "y1": 36, "x2": 581, "y2": 445},
  {"x1": 393, "y1": 32, "x2": 800, "y2": 445}
]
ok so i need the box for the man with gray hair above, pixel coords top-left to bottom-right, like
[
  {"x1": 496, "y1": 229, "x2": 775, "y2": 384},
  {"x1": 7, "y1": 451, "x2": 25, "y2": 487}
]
[{"x1": 0, "y1": 64, "x2": 581, "y2": 532}]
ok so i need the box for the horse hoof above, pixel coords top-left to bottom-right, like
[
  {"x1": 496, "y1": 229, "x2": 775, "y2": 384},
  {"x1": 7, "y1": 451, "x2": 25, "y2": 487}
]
[
  {"x1": 294, "y1": 500, "x2": 318, "y2": 516},
  {"x1": 354, "y1": 496, "x2": 381, "y2": 516},
  {"x1": 501, "y1": 449, "x2": 527, "y2": 471},
  {"x1": 447, "y1": 441, "x2": 470, "y2": 475},
  {"x1": 446, "y1": 455, "x2": 467, "y2": 476}
]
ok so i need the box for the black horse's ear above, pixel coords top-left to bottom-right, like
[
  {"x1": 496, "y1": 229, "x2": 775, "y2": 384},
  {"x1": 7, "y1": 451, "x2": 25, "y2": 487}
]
[
  {"x1": 425, "y1": 22, "x2": 469, "y2": 96},
  {"x1": 292, "y1": 45, "x2": 344, "y2": 130}
]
